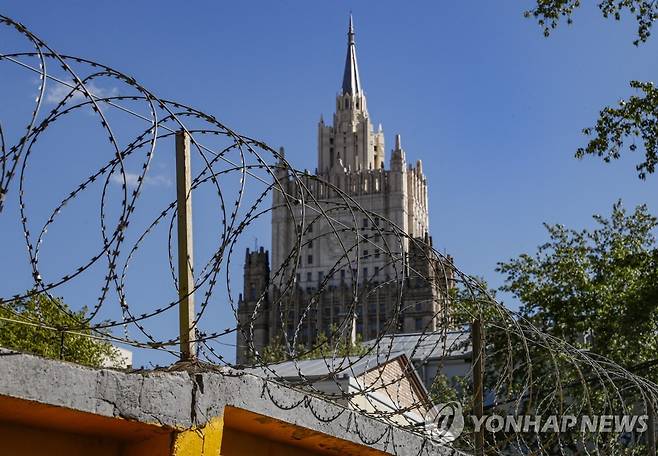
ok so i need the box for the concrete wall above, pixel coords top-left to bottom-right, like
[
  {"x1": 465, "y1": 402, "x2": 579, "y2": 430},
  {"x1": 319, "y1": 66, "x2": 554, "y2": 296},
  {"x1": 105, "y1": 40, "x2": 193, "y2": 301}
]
[{"x1": 0, "y1": 350, "x2": 456, "y2": 456}]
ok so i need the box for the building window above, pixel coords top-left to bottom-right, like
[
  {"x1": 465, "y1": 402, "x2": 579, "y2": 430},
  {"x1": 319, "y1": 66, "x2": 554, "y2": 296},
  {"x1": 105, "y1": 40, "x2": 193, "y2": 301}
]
[
  {"x1": 375, "y1": 217, "x2": 380, "y2": 226},
  {"x1": 374, "y1": 266, "x2": 380, "y2": 276},
  {"x1": 308, "y1": 240, "x2": 313, "y2": 249},
  {"x1": 329, "y1": 138, "x2": 334, "y2": 145},
  {"x1": 340, "y1": 269, "x2": 346, "y2": 281},
  {"x1": 362, "y1": 218, "x2": 368, "y2": 228},
  {"x1": 307, "y1": 272, "x2": 312, "y2": 282},
  {"x1": 363, "y1": 267, "x2": 368, "y2": 278},
  {"x1": 415, "y1": 317, "x2": 423, "y2": 330},
  {"x1": 307, "y1": 254, "x2": 313, "y2": 264},
  {"x1": 318, "y1": 271, "x2": 324, "y2": 283},
  {"x1": 363, "y1": 250, "x2": 369, "y2": 258},
  {"x1": 375, "y1": 251, "x2": 380, "y2": 259}
]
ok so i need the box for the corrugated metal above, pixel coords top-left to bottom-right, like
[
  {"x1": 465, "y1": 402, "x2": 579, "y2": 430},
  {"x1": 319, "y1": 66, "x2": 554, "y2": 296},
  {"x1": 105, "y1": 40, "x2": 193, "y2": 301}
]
[
  {"x1": 246, "y1": 351, "x2": 406, "y2": 379},
  {"x1": 364, "y1": 331, "x2": 472, "y2": 362}
]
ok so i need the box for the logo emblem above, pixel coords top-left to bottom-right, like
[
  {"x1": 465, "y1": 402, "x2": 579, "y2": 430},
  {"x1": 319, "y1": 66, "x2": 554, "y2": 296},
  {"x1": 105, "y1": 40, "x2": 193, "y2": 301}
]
[{"x1": 425, "y1": 401, "x2": 465, "y2": 443}]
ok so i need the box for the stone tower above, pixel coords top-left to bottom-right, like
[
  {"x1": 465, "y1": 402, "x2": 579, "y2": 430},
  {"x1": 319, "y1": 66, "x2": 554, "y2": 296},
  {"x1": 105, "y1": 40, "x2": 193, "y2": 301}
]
[
  {"x1": 236, "y1": 247, "x2": 270, "y2": 364},
  {"x1": 236, "y1": 17, "x2": 451, "y2": 365}
]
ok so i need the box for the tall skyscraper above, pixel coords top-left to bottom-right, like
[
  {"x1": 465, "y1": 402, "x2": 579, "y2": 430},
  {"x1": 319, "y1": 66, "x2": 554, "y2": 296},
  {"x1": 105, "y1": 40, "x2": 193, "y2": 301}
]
[{"x1": 237, "y1": 17, "x2": 452, "y2": 364}]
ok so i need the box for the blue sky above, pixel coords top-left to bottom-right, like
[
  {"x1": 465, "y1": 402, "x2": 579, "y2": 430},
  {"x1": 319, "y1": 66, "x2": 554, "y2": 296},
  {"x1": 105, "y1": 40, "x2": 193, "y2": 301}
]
[{"x1": 2, "y1": 2, "x2": 658, "y2": 367}]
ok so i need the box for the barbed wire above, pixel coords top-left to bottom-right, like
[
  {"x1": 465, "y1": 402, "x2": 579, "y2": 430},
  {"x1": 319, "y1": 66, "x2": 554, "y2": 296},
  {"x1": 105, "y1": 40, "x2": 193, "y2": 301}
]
[{"x1": 1, "y1": 13, "x2": 657, "y2": 454}]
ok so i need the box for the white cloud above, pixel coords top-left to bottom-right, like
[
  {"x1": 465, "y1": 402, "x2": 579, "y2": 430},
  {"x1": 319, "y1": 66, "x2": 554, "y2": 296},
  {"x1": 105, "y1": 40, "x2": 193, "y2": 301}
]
[
  {"x1": 110, "y1": 171, "x2": 172, "y2": 189},
  {"x1": 45, "y1": 80, "x2": 118, "y2": 105}
]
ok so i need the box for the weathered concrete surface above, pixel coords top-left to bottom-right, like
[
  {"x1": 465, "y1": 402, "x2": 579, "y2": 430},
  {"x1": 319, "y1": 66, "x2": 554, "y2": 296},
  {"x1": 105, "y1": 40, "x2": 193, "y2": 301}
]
[
  {"x1": 0, "y1": 350, "x2": 460, "y2": 455},
  {"x1": 0, "y1": 349, "x2": 193, "y2": 428}
]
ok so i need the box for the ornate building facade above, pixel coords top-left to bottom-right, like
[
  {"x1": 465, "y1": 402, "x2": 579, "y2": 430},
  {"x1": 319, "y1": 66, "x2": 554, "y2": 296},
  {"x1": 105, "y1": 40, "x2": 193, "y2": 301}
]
[{"x1": 237, "y1": 18, "x2": 452, "y2": 364}]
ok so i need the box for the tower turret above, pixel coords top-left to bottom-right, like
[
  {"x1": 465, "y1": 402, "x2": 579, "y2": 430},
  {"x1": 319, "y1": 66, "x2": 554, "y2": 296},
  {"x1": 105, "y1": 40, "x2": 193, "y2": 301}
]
[
  {"x1": 390, "y1": 134, "x2": 406, "y2": 172},
  {"x1": 317, "y1": 16, "x2": 383, "y2": 174},
  {"x1": 236, "y1": 247, "x2": 270, "y2": 364}
]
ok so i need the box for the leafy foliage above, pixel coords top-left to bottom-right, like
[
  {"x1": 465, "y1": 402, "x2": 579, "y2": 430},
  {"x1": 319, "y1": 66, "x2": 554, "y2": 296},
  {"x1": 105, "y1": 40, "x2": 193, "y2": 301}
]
[
  {"x1": 449, "y1": 277, "x2": 499, "y2": 326},
  {"x1": 255, "y1": 328, "x2": 367, "y2": 364},
  {"x1": 429, "y1": 373, "x2": 471, "y2": 406},
  {"x1": 525, "y1": 1, "x2": 657, "y2": 45},
  {"x1": 480, "y1": 202, "x2": 658, "y2": 453},
  {"x1": 0, "y1": 293, "x2": 119, "y2": 367},
  {"x1": 525, "y1": 3, "x2": 658, "y2": 178},
  {"x1": 577, "y1": 81, "x2": 658, "y2": 179},
  {"x1": 497, "y1": 200, "x2": 658, "y2": 369}
]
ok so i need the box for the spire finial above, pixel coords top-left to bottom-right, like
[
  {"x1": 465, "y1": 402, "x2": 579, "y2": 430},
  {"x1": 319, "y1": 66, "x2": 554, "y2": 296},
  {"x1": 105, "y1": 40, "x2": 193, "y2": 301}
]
[
  {"x1": 348, "y1": 14, "x2": 354, "y2": 43},
  {"x1": 395, "y1": 134, "x2": 401, "y2": 150},
  {"x1": 341, "y1": 14, "x2": 361, "y2": 96}
]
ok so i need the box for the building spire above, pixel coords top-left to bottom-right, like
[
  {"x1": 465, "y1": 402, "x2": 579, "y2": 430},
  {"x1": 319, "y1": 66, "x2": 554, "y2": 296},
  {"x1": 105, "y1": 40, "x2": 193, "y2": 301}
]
[{"x1": 341, "y1": 14, "x2": 361, "y2": 96}]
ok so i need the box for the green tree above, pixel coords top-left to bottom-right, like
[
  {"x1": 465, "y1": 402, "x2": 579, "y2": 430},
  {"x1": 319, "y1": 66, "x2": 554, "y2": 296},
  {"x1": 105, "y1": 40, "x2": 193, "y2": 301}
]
[
  {"x1": 497, "y1": 200, "x2": 658, "y2": 368},
  {"x1": 0, "y1": 293, "x2": 119, "y2": 367},
  {"x1": 525, "y1": 1, "x2": 658, "y2": 179},
  {"x1": 526, "y1": 1, "x2": 656, "y2": 45},
  {"x1": 449, "y1": 276, "x2": 499, "y2": 326},
  {"x1": 255, "y1": 327, "x2": 367, "y2": 364},
  {"x1": 481, "y1": 201, "x2": 657, "y2": 453}
]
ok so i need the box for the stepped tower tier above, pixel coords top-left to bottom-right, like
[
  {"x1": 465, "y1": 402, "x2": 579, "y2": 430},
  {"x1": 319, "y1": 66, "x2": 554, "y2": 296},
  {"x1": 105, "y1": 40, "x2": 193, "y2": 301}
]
[{"x1": 318, "y1": 16, "x2": 384, "y2": 174}]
